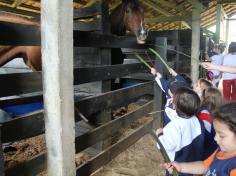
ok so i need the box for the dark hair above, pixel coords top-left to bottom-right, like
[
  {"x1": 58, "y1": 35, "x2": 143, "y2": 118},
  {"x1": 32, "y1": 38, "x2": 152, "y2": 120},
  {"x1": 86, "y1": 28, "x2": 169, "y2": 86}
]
[
  {"x1": 228, "y1": 42, "x2": 236, "y2": 54},
  {"x1": 167, "y1": 77, "x2": 189, "y2": 94},
  {"x1": 212, "y1": 103, "x2": 236, "y2": 135},
  {"x1": 201, "y1": 87, "x2": 223, "y2": 112},
  {"x1": 214, "y1": 43, "x2": 225, "y2": 53},
  {"x1": 173, "y1": 87, "x2": 200, "y2": 118}
]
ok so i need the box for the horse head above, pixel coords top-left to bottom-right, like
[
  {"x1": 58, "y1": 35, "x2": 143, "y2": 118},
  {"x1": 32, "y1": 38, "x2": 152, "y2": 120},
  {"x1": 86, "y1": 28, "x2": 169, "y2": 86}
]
[{"x1": 110, "y1": 0, "x2": 147, "y2": 44}]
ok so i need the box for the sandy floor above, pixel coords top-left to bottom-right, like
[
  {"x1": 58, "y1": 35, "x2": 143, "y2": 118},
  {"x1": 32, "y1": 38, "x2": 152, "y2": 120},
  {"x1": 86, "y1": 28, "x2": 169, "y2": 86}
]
[{"x1": 92, "y1": 131, "x2": 165, "y2": 176}]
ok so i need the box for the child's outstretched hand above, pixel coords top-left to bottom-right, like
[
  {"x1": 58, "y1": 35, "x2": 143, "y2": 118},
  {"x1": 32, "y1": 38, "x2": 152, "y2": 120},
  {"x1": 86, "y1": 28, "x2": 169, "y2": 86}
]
[
  {"x1": 155, "y1": 128, "x2": 163, "y2": 136},
  {"x1": 165, "y1": 161, "x2": 181, "y2": 174},
  {"x1": 168, "y1": 68, "x2": 177, "y2": 77},
  {"x1": 151, "y1": 67, "x2": 157, "y2": 76}
]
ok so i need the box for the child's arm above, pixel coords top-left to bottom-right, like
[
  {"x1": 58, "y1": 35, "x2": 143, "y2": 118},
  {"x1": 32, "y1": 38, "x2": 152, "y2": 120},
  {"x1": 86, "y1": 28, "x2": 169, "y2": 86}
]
[
  {"x1": 168, "y1": 68, "x2": 177, "y2": 77},
  {"x1": 150, "y1": 67, "x2": 169, "y2": 95},
  {"x1": 166, "y1": 161, "x2": 208, "y2": 175}
]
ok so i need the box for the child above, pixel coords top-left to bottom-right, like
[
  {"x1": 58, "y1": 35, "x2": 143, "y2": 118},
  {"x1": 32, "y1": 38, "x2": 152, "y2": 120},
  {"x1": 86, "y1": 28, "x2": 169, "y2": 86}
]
[
  {"x1": 165, "y1": 103, "x2": 236, "y2": 176},
  {"x1": 197, "y1": 87, "x2": 223, "y2": 159},
  {"x1": 150, "y1": 67, "x2": 190, "y2": 126},
  {"x1": 156, "y1": 87, "x2": 205, "y2": 176},
  {"x1": 193, "y1": 78, "x2": 212, "y2": 98}
]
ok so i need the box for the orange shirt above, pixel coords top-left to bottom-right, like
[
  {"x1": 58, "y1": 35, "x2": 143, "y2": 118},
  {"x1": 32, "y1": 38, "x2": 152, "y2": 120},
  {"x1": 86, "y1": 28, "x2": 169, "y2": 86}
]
[{"x1": 204, "y1": 150, "x2": 236, "y2": 176}]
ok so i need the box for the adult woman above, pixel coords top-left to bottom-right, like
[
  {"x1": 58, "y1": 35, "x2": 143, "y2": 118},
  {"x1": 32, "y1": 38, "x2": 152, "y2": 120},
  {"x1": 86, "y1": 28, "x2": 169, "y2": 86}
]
[{"x1": 221, "y1": 42, "x2": 236, "y2": 101}]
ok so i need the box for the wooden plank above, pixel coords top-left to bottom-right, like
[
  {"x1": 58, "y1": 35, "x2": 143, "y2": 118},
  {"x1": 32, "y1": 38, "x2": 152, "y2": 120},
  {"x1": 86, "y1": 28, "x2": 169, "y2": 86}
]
[
  {"x1": 1, "y1": 82, "x2": 153, "y2": 143},
  {"x1": 75, "y1": 101, "x2": 153, "y2": 153},
  {"x1": 76, "y1": 120, "x2": 153, "y2": 175},
  {"x1": 73, "y1": 31, "x2": 154, "y2": 49},
  {"x1": 0, "y1": 25, "x2": 153, "y2": 48},
  {"x1": 5, "y1": 153, "x2": 47, "y2": 176},
  {"x1": 73, "y1": 18, "x2": 101, "y2": 31},
  {"x1": 76, "y1": 81, "x2": 153, "y2": 116},
  {"x1": 0, "y1": 72, "x2": 42, "y2": 97},
  {"x1": 73, "y1": 1, "x2": 101, "y2": 19},
  {"x1": 0, "y1": 5, "x2": 40, "y2": 18},
  {"x1": 1, "y1": 110, "x2": 44, "y2": 143},
  {"x1": 0, "y1": 125, "x2": 5, "y2": 176},
  {"x1": 0, "y1": 21, "x2": 41, "y2": 46},
  {"x1": 0, "y1": 94, "x2": 43, "y2": 107},
  {"x1": 74, "y1": 63, "x2": 149, "y2": 84},
  {"x1": 0, "y1": 63, "x2": 148, "y2": 97}
]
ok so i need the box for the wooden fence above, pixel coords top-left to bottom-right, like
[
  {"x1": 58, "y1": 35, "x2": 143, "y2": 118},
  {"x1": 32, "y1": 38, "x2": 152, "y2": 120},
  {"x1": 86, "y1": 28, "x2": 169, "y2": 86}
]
[{"x1": 0, "y1": 1, "x2": 167, "y2": 175}]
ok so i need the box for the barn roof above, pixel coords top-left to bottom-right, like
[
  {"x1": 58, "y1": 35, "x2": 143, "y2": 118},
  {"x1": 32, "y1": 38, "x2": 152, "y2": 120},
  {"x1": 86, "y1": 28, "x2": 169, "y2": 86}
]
[{"x1": 0, "y1": 0, "x2": 236, "y2": 31}]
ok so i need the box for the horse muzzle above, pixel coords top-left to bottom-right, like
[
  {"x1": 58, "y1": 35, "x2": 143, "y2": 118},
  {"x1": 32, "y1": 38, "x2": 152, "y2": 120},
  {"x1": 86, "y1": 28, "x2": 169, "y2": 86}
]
[{"x1": 136, "y1": 28, "x2": 148, "y2": 44}]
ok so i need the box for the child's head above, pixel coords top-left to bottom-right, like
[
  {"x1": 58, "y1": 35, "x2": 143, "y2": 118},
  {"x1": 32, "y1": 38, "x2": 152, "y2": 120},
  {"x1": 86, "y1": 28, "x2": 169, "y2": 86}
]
[
  {"x1": 228, "y1": 42, "x2": 236, "y2": 54},
  {"x1": 201, "y1": 87, "x2": 223, "y2": 112},
  {"x1": 213, "y1": 43, "x2": 225, "y2": 54},
  {"x1": 212, "y1": 103, "x2": 236, "y2": 154},
  {"x1": 173, "y1": 87, "x2": 200, "y2": 118},
  {"x1": 167, "y1": 77, "x2": 189, "y2": 97},
  {"x1": 193, "y1": 78, "x2": 212, "y2": 98}
]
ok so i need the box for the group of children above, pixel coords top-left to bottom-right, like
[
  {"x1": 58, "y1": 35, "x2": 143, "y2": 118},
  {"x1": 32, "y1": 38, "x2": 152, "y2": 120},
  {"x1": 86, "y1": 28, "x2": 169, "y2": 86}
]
[{"x1": 150, "y1": 66, "x2": 236, "y2": 175}]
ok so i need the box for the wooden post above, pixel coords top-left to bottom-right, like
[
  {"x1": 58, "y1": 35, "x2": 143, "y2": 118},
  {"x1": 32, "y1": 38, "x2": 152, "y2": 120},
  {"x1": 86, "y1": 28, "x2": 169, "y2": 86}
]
[
  {"x1": 225, "y1": 19, "x2": 229, "y2": 46},
  {"x1": 191, "y1": 9, "x2": 200, "y2": 84},
  {"x1": 41, "y1": 0, "x2": 75, "y2": 175},
  {"x1": 0, "y1": 125, "x2": 5, "y2": 176},
  {"x1": 95, "y1": 0, "x2": 112, "y2": 149},
  {"x1": 153, "y1": 37, "x2": 167, "y2": 129},
  {"x1": 216, "y1": 4, "x2": 222, "y2": 43}
]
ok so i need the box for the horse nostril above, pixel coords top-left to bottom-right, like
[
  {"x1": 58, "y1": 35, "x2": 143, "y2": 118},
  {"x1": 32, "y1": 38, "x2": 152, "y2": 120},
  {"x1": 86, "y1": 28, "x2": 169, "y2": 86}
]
[{"x1": 137, "y1": 28, "x2": 147, "y2": 41}]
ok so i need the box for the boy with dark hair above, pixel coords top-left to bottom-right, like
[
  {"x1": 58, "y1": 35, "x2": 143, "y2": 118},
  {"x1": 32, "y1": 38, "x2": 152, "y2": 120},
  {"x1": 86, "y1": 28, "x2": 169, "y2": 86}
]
[
  {"x1": 150, "y1": 67, "x2": 190, "y2": 126},
  {"x1": 156, "y1": 87, "x2": 205, "y2": 176}
]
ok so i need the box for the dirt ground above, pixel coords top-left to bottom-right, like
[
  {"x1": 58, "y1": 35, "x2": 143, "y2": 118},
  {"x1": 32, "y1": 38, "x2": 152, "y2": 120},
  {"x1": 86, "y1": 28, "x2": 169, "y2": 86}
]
[
  {"x1": 92, "y1": 134, "x2": 165, "y2": 176},
  {"x1": 3, "y1": 102, "x2": 165, "y2": 176}
]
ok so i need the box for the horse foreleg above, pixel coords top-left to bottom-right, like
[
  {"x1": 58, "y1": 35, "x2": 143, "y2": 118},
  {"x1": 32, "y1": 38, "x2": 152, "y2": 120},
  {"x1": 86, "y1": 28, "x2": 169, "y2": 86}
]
[
  {"x1": 24, "y1": 46, "x2": 41, "y2": 71},
  {"x1": 0, "y1": 46, "x2": 24, "y2": 66}
]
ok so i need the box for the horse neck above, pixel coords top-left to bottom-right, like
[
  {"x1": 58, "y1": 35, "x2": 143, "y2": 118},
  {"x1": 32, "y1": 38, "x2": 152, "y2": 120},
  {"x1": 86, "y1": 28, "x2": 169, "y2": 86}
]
[{"x1": 110, "y1": 4, "x2": 126, "y2": 36}]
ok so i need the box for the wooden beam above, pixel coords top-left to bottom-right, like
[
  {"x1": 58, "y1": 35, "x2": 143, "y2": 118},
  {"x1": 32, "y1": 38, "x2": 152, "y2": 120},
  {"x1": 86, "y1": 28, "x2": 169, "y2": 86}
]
[
  {"x1": 41, "y1": 0, "x2": 76, "y2": 175},
  {"x1": 217, "y1": 0, "x2": 236, "y2": 4},
  {"x1": 0, "y1": 4, "x2": 39, "y2": 18},
  {"x1": 150, "y1": 0, "x2": 184, "y2": 12},
  {"x1": 145, "y1": 13, "x2": 191, "y2": 23},
  {"x1": 186, "y1": 0, "x2": 205, "y2": 11},
  {"x1": 143, "y1": 0, "x2": 172, "y2": 17}
]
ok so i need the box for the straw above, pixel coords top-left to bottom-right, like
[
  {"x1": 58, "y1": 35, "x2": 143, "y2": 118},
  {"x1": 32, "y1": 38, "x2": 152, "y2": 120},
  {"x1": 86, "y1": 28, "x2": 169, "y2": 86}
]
[
  {"x1": 148, "y1": 48, "x2": 171, "y2": 70},
  {"x1": 135, "y1": 53, "x2": 152, "y2": 69},
  {"x1": 144, "y1": 125, "x2": 179, "y2": 176}
]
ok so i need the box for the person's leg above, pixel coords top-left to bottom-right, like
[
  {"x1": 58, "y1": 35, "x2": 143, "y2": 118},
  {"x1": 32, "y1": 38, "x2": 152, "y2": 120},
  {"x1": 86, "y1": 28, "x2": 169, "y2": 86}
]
[{"x1": 223, "y1": 79, "x2": 232, "y2": 101}]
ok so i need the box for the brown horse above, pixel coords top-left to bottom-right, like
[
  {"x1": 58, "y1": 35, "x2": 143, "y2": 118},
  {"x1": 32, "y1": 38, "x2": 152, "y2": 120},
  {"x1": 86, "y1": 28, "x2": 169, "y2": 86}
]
[{"x1": 0, "y1": 0, "x2": 146, "y2": 70}]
